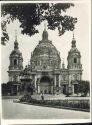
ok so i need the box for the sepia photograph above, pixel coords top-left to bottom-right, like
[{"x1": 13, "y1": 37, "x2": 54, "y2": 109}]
[{"x1": 0, "y1": 0, "x2": 91, "y2": 124}]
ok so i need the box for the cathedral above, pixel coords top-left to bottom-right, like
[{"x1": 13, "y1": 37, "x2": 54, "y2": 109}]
[{"x1": 8, "y1": 28, "x2": 82, "y2": 95}]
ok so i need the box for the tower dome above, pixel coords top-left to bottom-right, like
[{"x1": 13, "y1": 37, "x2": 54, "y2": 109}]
[
  {"x1": 30, "y1": 29, "x2": 61, "y2": 70},
  {"x1": 68, "y1": 34, "x2": 80, "y2": 56}
]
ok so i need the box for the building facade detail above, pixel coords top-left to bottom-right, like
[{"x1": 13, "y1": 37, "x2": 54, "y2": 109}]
[{"x1": 8, "y1": 29, "x2": 82, "y2": 95}]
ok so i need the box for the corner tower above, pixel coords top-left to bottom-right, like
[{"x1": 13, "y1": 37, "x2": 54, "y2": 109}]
[
  {"x1": 8, "y1": 34, "x2": 23, "y2": 82},
  {"x1": 67, "y1": 32, "x2": 82, "y2": 91}
]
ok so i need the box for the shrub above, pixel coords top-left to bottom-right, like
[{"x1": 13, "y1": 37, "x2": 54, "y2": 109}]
[{"x1": 19, "y1": 96, "x2": 90, "y2": 111}]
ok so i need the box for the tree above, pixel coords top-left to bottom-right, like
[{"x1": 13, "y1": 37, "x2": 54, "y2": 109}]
[
  {"x1": 74, "y1": 84, "x2": 80, "y2": 96},
  {"x1": 1, "y1": 3, "x2": 77, "y2": 45},
  {"x1": 78, "y1": 80, "x2": 90, "y2": 97}
]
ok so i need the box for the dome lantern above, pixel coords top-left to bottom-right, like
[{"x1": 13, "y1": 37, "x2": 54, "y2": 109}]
[{"x1": 42, "y1": 23, "x2": 48, "y2": 41}]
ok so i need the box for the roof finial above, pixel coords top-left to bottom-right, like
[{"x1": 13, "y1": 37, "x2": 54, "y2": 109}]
[
  {"x1": 73, "y1": 30, "x2": 75, "y2": 40},
  {"x1": 72, "y1": 30, "x2": 76, "y2": 48},
  {"x1": 14, "y1": 30, "x2": 18, "y2": 49}
]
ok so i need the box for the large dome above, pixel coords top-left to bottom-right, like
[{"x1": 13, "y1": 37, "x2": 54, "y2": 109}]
[
  {"x1": 33, "y1": 41, "x2": 60, "y2": 57},
  {"x1": 30, "y1": 29, "x2": 61, "y2": 71}
]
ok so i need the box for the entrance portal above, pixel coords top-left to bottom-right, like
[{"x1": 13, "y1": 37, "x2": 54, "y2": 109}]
[{"x1": 39, "y1": 76, "x2": 53, "y2": 94}]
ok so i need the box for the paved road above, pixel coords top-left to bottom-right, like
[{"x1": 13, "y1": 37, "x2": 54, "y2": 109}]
[{"x1": 2, "y1": 99, "x2": 90, "y2": 119}]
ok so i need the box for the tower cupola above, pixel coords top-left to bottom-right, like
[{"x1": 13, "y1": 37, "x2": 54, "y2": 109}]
[
  {"x1": 14, "y1": 40, "x2": 19, "y2": 49},
  {"x1": 71, "y1": 33, "x2": 76, "y2": 48}
]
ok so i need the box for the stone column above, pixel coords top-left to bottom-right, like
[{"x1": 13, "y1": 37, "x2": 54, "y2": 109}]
[
  {"x1": 17, "y1": 75, "x2": 19, "y2": 82},
  {"x1": 9, "y1": 75, "x2": 12, "y2": 81},
  {"x1": 72, "y1": 84, "x2": 74, "y2": 95},
  {"x1": 54, "y1": 75, "x2": 56, "y2": 94},
  {"x1": 12, "y1": 76, "x2": 13, "y2": 81},
  {"x1": 61, "y1": 84, "x2": 63, "y2": 93},
  {"x1": 54, "y1": 75, "x2": 56, "y2": 86},
  {"x1": 38, "y1": 85, "x2": 40, "y2": 94},
  {"x1": 34, "y1": 75, "x2": 37, "y2": 89},
  {"x1": 59, "y1": 75, "x2": 60, "y2": 87},
  {"x1": 58, "y1": 75, "x2": 61, "y2": 94},
  {"x1": 17, "y1": 85, "x2": 19, "y2": 95},
  {"x1": 80, "y1": 74, "x2": 82, "y2": 81},
  {"x1": 33, "y1": 75, "x2": 37, "y2": 93},
  {"x1": 51, "y1": 86, "x2": 53, "y2": 94}
]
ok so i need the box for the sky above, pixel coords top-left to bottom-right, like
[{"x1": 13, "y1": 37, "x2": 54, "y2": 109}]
[{"x1": 1, "y1": 1, "x2": 91, "y2": 83}]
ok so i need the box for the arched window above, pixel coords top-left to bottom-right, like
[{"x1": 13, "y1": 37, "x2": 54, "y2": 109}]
[
  {"x1": 74, "y1": 58, "x2": 77, "y2": 63},
  {"x1": 14, "y1": 59, "x2": 17, "y2": 66}
]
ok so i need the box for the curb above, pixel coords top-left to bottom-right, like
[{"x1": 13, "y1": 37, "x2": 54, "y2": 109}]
[{"x1": 14, "y1": 101, "x2": 90, "y2": 112}]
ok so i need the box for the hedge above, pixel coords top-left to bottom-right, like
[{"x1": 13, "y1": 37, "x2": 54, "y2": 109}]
[{"x1": 19, "y1": 95, "x2": 90, "y2": 112}]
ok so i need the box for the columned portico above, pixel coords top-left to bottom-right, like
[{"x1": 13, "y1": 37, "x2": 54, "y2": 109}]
[{"x1": 36, "y1": 75, "x2": 54, "y2": 94}]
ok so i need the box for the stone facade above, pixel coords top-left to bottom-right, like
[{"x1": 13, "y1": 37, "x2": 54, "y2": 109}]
[{"x1": 8, "y1": 29, "x2": 82, "y2": 95}]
